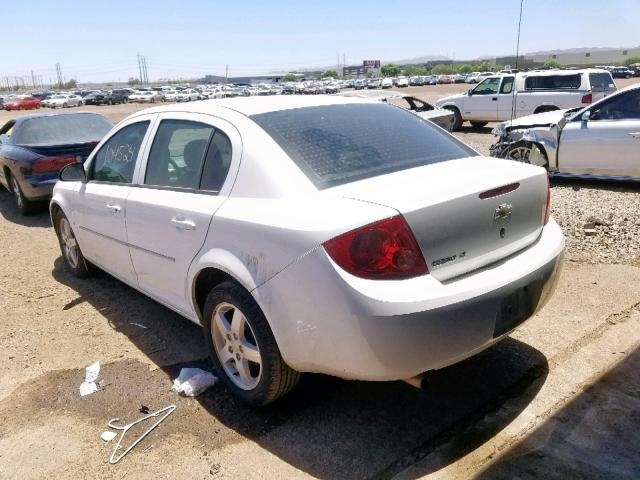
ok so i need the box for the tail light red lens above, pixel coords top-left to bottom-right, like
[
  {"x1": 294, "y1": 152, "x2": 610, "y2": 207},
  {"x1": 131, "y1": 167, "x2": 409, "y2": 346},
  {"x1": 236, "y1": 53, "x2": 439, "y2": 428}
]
[
  {"x1": 543, "y1": 175, "x2": 551, "y2": 225},
  {"x1": 32, "y1": 156, "x2": 76, "y2": 173},
  {"x1": 581, "y1": 93, "x2": 592, "y2": 104},
  {"x1": 323, "y1": 215, "x2": 428, "y2": 280}
]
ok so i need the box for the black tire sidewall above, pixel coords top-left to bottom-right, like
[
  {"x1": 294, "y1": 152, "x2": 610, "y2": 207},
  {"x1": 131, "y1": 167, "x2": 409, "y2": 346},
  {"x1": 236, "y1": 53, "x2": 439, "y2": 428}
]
[{"x1": 202, "y1": 281, "x2": 286, "y2": 406}]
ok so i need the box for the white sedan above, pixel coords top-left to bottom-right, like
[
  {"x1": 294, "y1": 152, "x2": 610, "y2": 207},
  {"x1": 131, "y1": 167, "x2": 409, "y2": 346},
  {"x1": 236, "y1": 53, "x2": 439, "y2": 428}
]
[
  {"x1": 45, "y1": 94, "x2": 82, "y2": 108},
  {"x1": 490, "y1": 82, "x2": 640, "y2": 180},
  {"x1": 129, "y1": 91, "x2": 164, "y2": 103},
  {"x1": 51, "y1": 96, "x2": 564, "y2": 405},
  {"x1": 177, "y1": 89, "x2": 199, "y2": 102}
]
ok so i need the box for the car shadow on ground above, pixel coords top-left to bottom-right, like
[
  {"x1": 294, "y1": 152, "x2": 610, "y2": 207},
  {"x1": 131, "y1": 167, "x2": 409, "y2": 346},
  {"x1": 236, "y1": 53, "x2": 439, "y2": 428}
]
[
  {"x1": 0, "y1": 190, "x2": 51, "y2": 228},
  {"x1": 475, "y1": 346, "x2": 640, "y2": 480},
  {"x1": 550, "y1": 175, "x2": 640, "y2": 192},
  {"x1": 51, "y1": 256, "x2": 549, "y2": 479}
]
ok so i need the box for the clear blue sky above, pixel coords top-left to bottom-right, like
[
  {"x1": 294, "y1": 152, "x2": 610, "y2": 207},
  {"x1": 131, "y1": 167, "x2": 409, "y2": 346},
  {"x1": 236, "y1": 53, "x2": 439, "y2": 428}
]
[{"x1": 3, "y1": 0, "x2": 639, "y2": 82}]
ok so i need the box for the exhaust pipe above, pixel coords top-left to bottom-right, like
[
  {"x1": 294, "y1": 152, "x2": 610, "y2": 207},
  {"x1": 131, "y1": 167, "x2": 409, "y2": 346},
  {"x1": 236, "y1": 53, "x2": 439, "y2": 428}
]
[{"x1": 403, "y1": 373, "x2": 428, "y2": 389}]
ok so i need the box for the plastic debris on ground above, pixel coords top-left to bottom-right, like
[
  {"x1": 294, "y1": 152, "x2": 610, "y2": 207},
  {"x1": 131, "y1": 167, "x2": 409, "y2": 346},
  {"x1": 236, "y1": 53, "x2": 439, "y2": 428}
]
[
  {"x1": 79, "y1": 361, "x2": 101, "y2": 397},
  {"x1": 101, "y1": 431, "x2": 117, "y2": 442},
  {"x1": 172, "y1": 368, "x2": 218, "y2": 396}
]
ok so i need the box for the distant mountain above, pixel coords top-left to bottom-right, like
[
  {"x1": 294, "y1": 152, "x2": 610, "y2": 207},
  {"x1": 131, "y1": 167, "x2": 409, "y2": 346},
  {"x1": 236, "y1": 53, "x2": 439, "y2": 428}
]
[{"x1": 526, "y1": 46, "x2": 640, "y2": 55}]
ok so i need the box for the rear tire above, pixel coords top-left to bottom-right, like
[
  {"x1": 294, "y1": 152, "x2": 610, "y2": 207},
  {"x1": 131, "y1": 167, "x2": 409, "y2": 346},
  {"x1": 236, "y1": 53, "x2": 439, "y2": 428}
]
[
  {"x1": 470, "y1": 121, "x2": 488, "y2": 128},
  {"x1": 203, "y1": 281, "x2": 300, "y2": 406},
  {"x1": 534, "y1": 106, "x2": 559, "y2": 114},
  {"x1": 444, "y1": 106, "x2": 463, "y2": 130},
  {"x1": 9, "y1": 174, "x2": 33, "y2": 216},
  {"x1": 54, "y1": 210, "x2": 97, "y2": 277}
]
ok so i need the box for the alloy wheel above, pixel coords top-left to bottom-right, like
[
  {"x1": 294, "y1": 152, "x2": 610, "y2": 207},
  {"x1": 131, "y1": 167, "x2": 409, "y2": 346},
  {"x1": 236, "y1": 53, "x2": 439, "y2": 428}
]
[
  {"x1": 11, "y1": 177, "x2": 23, "y2": 209},
  {"x1": 59, "y1": 217, "x2": 79, "y2": 268},
  {"x1": 211, "y1": 302, "x2": 262, "y2": 390},
  {"x1": 506, "y1": 145, "x2": 532, "y2": 163}
]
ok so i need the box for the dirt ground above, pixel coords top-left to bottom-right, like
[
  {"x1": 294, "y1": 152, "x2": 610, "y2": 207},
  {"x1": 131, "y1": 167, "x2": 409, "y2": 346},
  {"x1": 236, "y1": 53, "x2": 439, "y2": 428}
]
[{"x1": 0, "y1": 81, "x2": 639, "y2": 479}]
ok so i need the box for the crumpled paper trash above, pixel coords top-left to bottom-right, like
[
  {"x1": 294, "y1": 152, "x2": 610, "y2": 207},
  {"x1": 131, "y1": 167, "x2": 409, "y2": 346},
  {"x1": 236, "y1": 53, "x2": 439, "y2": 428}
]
[
  {"x1": 172, "y1": 368, "x2": 217, "y2": 397},
  {"x1": 80, "y1": 361, "x2": 101, "y2": 396}
]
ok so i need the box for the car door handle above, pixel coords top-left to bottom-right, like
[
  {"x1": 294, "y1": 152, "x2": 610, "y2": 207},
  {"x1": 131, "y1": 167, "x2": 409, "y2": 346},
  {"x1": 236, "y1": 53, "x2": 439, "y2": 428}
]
[
  {"x1": 629, "y1": 132, "x2": 640, "y2": 138},
  {"x1": 492, "y1": 97, "x2": 498, "y2": 101},
  {"x1": 171, "y1": 217, "x2": 196, "y2": 231},
  {"x1": 106, "y1": 203, "x2": 121, "y2": 213}
]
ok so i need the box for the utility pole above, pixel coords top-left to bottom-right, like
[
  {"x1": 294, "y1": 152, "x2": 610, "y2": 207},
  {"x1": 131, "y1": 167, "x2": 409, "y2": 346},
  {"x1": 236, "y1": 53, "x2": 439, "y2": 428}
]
[
  {"x1": 31, "y1": 70, "x2": 36, "y2": 88},
  {"x1": 143, "y1": 56, "x2": 149, "y2": 84},
  {"x1": 55, "y1": 63, "x2": 64, "y2": 86},
  {"x1": 224, "y1": 64, "x2": 228, "y2": 88},
  {"x1": 137, "y1": 53, "x2": 143, "y2": 84}
]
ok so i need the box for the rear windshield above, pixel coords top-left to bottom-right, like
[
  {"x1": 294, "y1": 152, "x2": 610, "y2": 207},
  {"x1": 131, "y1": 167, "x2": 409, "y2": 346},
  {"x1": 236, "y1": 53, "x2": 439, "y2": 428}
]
[
  {"x1": 12, "y1": 113, "x2": 113, "y2": 146},
  {"x1": 524, "y1": 74, "x2": 581, "y2": 90},
  {"x1": 589, "y1": 72, "x2": 615, "y2": 92},
  {"x1": 251, "y1": 103, "x2": 476, "y2": 189}
]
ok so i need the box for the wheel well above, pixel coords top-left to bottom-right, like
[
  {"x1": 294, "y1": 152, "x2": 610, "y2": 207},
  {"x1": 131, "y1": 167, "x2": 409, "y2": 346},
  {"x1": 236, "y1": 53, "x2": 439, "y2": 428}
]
[
  {"x1": 534, "y1": 105, "x2": 559, "y2": 114},
  {"x1": 50, "y1": 202, "x2": 61, "y2": 231},
  {"x1": 3, "y1": 166, "x2": 12, "y2": 187},
  {"x1": 193, "y1": 268, "x2": 237, "y2": 321}
]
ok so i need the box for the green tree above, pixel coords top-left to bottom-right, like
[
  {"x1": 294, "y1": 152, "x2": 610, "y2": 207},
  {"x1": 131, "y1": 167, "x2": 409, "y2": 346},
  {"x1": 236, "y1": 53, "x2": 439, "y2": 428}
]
[
  {"x1": 403, "y1": 65, "x2": 429, "y2": 76},
  {"x1": 456, "y1": 64, "x2": 473, "y2": 74},
  {"x1": 624, "y1": 57, "x2": 640, "y2": 66},
  {"x1": 431, "y1": 64, "x2": 454, "y2": 75},
  {"x1": 321, "y1": 70, "x2": 339, "y2": 79},
  {"x1": 282, "y1": 73, "x2": 298, "y2": 82},
  {"x1": 381, "y1": 64, "x2": 401, "y2": 77},
  {"x1": 128, "y1": 77, "x2": 141, "y2": 86},
  {"x1": 543, "y1": 60, "x2": 563, "y2": 69}
]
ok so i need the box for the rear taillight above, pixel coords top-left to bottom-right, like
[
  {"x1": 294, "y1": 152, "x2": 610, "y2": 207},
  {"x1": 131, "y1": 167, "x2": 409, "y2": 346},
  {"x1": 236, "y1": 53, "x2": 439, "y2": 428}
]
[
  {"x1": 581, "y1": 93, "x2": 592, "y2": 104},
  {"x1": 543, "y1": 176, "x2": 551, "y2": 225},
  {"x1": 323, "y1": 215, "x2": 428, "y2": 280},
  {"x1": 32, "y1": 156, "x2": 76, "y2": 173}
]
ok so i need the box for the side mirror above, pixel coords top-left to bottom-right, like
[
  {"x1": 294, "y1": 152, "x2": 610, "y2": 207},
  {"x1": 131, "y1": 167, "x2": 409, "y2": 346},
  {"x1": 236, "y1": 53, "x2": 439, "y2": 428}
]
[
  {"x1": 467, "y1": 89, "x2": 473, "y2": 96},
  {"x1": 581, "y1": 111, "x2": 591, "y2": 122},
  {"x1": 59, "y1": 162, "x2": 87, "y2": 183}
]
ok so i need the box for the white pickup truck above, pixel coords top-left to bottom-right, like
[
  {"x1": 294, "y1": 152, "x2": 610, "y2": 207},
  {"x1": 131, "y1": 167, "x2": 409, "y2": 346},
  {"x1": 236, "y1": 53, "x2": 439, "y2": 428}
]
[{"x1": 436, "y1": 69, "x2": 616, "y2": 130}]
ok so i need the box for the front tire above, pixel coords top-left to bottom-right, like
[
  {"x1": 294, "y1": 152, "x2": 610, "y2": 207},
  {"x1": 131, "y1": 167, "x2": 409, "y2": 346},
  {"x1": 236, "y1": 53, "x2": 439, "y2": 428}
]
[
  {"x1": 203, "y1": 281, "x2": 300, "y2": 406},
  {"x1": 54, "y1": 210, "x2": 96, "y2": 277},
  {"x1": 470, "y1": 121, "x2": 488, "y2": 128},
  {"x1": 444, "y1": 106, "x2": 463, "y2": 130}
]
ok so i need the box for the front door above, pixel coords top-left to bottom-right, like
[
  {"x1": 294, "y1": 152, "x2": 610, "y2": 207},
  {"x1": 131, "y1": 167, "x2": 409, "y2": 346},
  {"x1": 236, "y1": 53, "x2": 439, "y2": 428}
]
[
  {"x1": 495, "y1": 76, "x2": 516, "y2": 121},
  {"x1": 125, "y1": 113, "x2": 238, "y2": 314},
  {"x1": 75, "y1": 119, "x2": 153, "y2": 285},
  {"x1": 464, "y1": 77, "x2": 501, "y2": 122},
  {"x1": 559, "y1": 88, "x2": 640, "y2": 176}
]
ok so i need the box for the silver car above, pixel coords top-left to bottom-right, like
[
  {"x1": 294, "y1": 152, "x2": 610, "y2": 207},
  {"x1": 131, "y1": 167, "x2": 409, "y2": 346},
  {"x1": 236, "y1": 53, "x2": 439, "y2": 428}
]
[
  {"x1": 51, "y1": 95, "x2": 564, "y2": 405},
  {"x1": 490, "y1": 83, "x2": 640, "y2": 180}
]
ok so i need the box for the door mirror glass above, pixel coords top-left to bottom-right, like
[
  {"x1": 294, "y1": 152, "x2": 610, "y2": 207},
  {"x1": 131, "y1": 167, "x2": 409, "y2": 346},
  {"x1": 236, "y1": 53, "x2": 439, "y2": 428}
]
[
  {"x1": 59, "y1": 162, "x2": 86, "y2": 182},
  {"x1": 581, "y1": 111, "x2": 591, "y2": 122}
]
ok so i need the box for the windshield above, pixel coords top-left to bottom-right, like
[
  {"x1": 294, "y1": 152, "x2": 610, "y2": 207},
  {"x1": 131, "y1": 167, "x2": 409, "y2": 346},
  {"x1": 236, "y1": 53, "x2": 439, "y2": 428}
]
[
  {"x1": 251, "y1": 103, "x2": 477, "y2": 189},
  {"x1": 12, "y1": 113, "x2": 113, "y2": 146}
]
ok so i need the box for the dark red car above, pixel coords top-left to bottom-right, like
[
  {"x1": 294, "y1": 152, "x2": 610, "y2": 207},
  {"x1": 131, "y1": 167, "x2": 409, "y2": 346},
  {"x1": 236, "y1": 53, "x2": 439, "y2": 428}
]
[
  {"x1": 303, "y1": 85, "x2": 321, "y2": 95},
  {"x1": 4, "y1": 96, "x2": 41, "y2": 111}
]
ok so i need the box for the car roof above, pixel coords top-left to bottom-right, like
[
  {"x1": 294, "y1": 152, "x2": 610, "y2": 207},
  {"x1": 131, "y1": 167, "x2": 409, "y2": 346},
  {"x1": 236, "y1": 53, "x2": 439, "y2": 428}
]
[{"x1": 134, "y1": 94, "x2": 374, "y2": 117}]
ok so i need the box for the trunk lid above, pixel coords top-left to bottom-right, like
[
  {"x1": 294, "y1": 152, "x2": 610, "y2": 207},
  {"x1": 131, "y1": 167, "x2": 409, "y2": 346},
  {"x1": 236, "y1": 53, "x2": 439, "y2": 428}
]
[{"x1": 330, "y1": 157, "x2": 548, "y2": 281}]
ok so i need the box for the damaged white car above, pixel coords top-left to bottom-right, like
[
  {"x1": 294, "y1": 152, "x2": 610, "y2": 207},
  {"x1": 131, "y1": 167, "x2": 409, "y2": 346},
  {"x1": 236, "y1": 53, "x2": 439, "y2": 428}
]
[{"x1": 490, "y1": 83, "x2": 640, "y2": 180}]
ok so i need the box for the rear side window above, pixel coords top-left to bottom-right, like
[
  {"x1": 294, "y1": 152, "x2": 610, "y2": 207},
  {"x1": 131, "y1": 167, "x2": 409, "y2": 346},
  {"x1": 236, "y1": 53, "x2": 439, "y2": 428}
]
[
  {"x1": 589, "y1": 72, "x2": 615, "y2": 92},
  {"x1": 90, "y1": 121, "x2": 149, "y2": 184},
  {"x1": 524, "y1": 74, "x2": 581, "y2": 90},
  {"x1": 145, "y1": 120, "x2": 213, "y2": 189},
  {"x1": 251, "y1": 103, "x2": 476, "y2": 189}
]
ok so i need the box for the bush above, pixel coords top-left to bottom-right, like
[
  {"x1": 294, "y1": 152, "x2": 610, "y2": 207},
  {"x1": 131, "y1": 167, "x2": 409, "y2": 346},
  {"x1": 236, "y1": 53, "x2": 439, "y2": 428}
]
[
  {"x1": 624, "y1": 57, "x2": 640, "y2": 66},
  {"x1": 381, "y1": 64, "x2": 401, "y2": 77},
  {"x1": 543, "y1": 60, "x2": 563, "y2": 70}
]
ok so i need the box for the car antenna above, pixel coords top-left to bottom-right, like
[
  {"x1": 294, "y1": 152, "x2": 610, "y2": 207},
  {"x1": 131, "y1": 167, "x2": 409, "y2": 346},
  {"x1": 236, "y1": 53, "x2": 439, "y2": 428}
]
[{"x1": 510, "y1": 0, "x2": 525, "y2": 126}]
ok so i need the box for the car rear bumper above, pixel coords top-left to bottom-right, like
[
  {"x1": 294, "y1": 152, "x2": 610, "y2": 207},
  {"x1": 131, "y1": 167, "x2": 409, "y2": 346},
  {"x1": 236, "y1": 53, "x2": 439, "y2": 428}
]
[
  {"x1": 255, "y1": 219, "x2": 565, "y2": 381},
  {"x1": 21, "y1": 176, "x2": 57, "y2": 200}
]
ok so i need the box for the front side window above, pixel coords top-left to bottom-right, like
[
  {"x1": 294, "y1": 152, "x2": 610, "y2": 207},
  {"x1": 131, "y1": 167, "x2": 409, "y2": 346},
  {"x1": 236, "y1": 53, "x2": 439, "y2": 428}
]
[
  {"x1": 590, "y1": 90, "x2": 640, "y2": 121},
  {"x1": 251, "y1": 103, "x2": 476, "y2": 189},
  {"x1": 90, "y1": 121, "x2": 149, "y2": 183},
  {"x1": 472, "y1": 77, "x2": 500, "y2": 95},
  {"x1": 144, "y1": 120, "x2": 213, "y2": 189}
]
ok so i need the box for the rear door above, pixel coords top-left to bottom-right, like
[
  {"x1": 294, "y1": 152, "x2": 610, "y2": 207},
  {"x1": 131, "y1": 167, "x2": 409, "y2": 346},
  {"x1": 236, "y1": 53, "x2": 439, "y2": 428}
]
[
  {"x1": 125, "y1": 112, "x2": 239, "y2": 314},
  {"x1": 559, "y1": 89, "x2": 640, "y2": 176},
  {"x1": 75, "y1": 116, "x2": 154, "y2": 285}
]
